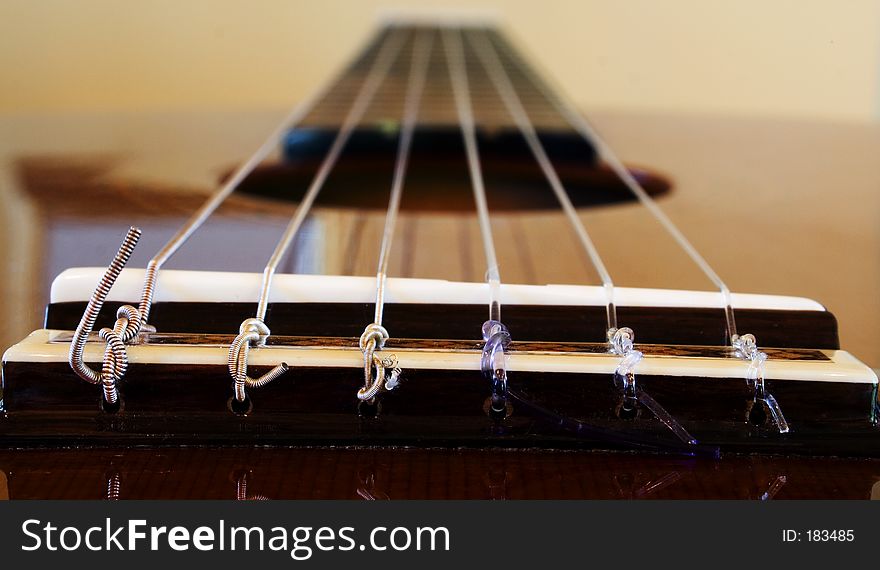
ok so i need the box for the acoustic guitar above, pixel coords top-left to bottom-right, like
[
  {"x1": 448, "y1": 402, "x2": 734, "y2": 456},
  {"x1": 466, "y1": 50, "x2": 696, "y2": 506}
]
[{"x1": 2, "y1": 21, "x2": 879, "y2": 499}]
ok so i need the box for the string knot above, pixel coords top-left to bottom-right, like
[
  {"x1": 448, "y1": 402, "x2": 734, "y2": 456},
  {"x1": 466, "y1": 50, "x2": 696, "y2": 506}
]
[
  {"x1": 228, "y1": 318, "x2": 289, "y2": 404},
  {"x1": 609, "y1": 327, "x2": 643, "y2": 380},
  {"x1": 733, "y1": 333, "x2": 759, "y2": 361},
  {"x1": 481, "y1": 320, "x2": 511, "y2": 402},
  {"x1": 359, "y1": 323, "x2": 390, "y2": 352},
  {"x1": 732, "y1": 333, "x2": 771, "y2": 386},
  {"x1": 481, "y1": 320, "x2": 511, "y2": 377},
  {"x1": 732, "y1": 333, "x2": 789, "y2": 433},
  {"x1": 357, "y1": 323, "x2": 400, "y2": 402},
  {"x1": 239, "y1": 317, "x2": 271, "y2": 346}
]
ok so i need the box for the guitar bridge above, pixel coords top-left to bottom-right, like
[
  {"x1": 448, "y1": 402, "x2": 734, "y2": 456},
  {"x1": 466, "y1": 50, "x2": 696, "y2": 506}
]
[{"x1": 2, "y1": 271, "x2": 877, "y2": 454}]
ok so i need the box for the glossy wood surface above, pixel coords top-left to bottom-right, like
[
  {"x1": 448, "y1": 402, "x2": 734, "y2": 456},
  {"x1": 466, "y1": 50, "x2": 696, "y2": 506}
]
[
  {"x1": 3, "y1": 359, "x2": 877, "y2": 456},
  {"x1": 1, "y1": 447, "x2": 878, "y2": 500}
]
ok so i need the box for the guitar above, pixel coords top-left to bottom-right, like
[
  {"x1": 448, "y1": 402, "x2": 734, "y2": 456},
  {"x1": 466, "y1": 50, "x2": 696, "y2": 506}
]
[{"x1": 1, "y1": 21, "x2": 879, "y2": 498}]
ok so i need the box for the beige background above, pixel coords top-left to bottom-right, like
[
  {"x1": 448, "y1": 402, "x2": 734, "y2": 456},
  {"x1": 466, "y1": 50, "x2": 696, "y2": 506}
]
[{"x1": 1, "y1": 0, "x2": 878, "y2": 122}]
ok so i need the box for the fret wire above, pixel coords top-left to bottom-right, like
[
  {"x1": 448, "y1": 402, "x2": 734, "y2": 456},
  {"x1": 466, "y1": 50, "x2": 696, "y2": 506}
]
[
  {"x1": 297, "y1": 28, "x2": 570, "y2": 132},
  {"x1": 372, "y1": 29, "x2": 434, "y2": 327},
  {"x1": 254, "y1": 28, "x2": 409, "y2": 322},
  {"x1": 487, "y1": 30, "x2": 739, "y2": 341},
  {"x1": 443, "y1": 27, "x2": 502, "y2": 322},
  {"x1": 467, "y1": 29, "x2": 618, "y2": 334}
]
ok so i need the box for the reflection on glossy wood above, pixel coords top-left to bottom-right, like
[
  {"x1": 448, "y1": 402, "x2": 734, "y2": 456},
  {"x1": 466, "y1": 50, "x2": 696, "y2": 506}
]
[
  {"x1": 3, "y1": 357, "x2": 876, "y2": 454},
  {"x1": 0, "y1": 447, "x2": 877, "y2": 500}
]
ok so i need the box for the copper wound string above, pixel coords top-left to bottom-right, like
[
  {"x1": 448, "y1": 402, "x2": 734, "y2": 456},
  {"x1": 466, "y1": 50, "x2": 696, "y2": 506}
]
[{"x1": 67, "y1": 29, "x2": 382, "y2": 399}]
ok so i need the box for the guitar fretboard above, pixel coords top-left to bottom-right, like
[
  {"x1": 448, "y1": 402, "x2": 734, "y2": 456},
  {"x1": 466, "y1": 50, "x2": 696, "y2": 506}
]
[{"x1": 300, "y1": 26, "x2": 572, "y2": 130}]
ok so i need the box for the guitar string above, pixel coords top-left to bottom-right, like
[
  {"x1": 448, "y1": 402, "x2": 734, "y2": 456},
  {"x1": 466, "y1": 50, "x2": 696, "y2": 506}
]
[
  {"x1": 227, "y1": 27, "x2": 410, "y2": 403},
  {"x1": 468, "y1": 28, "x2": 701, "y2": 446},
  {"x1": 444, "y1": 26, "x2": 517, "y2": 419},
  {"x1": 370, "y1": 29, "x2": 434, "y2": 328},
  {"x1": 110, "y1": 24, "x2": 733, "y2": 346},
  {"x1": 130, "y1": 30, "x2": 391, "y2": 331},
  {"x1": 67, "y1": 29, "x2": 398, "y2": 401},
  {"x1": 63, "y1": 23, "x2": 774, "y2": 440},
  {"x1": 253, "y1": 28, "x2": 409, "y2": 322},
  {"x1": 443, "y1": 26, "x2": 503, "y2": 323},
  {"x1": 486, "y1": 29, "x2": 740, "y2": 342},
  {"x1": 486, "y1": 29, "x2": 787, "y2": 431},
  {"x1": 355, "y1": 28, "x2": 432, "y2": 403},
  {"x1": 466, "y1": 29, "x2": 618, "y2": 335}
]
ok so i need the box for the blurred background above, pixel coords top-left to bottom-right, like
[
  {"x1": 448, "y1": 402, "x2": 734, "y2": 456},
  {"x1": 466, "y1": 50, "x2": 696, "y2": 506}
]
[
  {"x1": 0, "y1": 1, "x2": 878, "y2": 367},
  {"x1": 1, "y1": 0, "x2": 878, "y2": 121}
]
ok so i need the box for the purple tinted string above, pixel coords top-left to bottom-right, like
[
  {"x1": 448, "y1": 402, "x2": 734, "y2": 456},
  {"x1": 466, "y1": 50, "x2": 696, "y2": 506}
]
[{"x1": 481, "y1": 320, "x2": 511, "y2": 415}]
